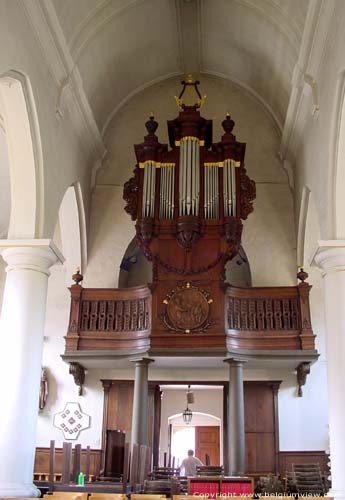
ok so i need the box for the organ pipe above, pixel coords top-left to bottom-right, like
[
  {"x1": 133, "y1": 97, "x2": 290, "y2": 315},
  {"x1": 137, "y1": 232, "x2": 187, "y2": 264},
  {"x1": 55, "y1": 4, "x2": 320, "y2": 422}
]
[
  {"x1": 179, "y1": 137, "x2": 200, "y2": 216},
  {"x1": 159, "y1": 164, "x2": 175, "y2": 219},
  {"x1": 223, "y1": 159, "x2": 237, "y2": 217}
]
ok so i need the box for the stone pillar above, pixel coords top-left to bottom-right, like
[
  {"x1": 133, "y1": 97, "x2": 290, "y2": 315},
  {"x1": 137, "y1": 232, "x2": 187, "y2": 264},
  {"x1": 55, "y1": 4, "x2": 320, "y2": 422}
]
[
  {"x1": 313, "y1": 241, "x2": 345, "y2": 500},
  {"x1": 130, "y1": 357, "x2": 154, "y2": 447},
  {"x1": 224, "y1": 357, "x2": 246, "y2": 475},
  {"x1": 0, "y1": 240, "x2": 62, "y2": 498}
]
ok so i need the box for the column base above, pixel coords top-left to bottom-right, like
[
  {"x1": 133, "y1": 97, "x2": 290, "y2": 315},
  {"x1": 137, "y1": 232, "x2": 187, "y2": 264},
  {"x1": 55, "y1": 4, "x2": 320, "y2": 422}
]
[{"x1": 0, "y1": 481, "x2": 41, "y2": 498}]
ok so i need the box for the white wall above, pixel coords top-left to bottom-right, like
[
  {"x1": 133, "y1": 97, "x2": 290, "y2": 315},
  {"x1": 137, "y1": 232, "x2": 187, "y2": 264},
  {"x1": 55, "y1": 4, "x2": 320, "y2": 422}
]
[
  {"x1": 36, "y1": 75, "x2": 328, "y2": 455},
  {"x1": 0, "y1": 2, "x2": 94, "y2": 239}
]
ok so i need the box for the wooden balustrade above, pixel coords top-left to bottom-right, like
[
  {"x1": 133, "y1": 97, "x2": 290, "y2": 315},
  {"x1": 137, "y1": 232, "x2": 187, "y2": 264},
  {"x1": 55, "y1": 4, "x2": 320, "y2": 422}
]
[
  {"x1": 225, "y1": 283, "x2": 315, "y2": 350},
  {"x1": 65, "y1": 284, "x2": 151, "y2": 352},
  {"x1": 64, "y1": 278, "x2": 315, "y2": 354}
]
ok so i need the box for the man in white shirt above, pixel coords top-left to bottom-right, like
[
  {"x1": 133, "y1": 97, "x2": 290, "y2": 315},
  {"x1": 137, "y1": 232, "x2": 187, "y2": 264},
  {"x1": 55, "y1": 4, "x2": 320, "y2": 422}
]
[{"x1": 181, "y1": 449, "x2": 203, "y2": 476}]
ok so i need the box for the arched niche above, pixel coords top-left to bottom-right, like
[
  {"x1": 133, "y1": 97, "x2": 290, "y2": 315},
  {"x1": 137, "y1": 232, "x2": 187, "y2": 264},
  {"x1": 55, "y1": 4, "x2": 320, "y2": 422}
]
[
  {"x1": 56, "y1": 184, "x2": 87, "y2": 281},
  {"x1": 0, "y1": 71, "x2": 43, "y2": 238},
  {"x1": 119, "y1": 238, "x2": 251, "y2": 288}
]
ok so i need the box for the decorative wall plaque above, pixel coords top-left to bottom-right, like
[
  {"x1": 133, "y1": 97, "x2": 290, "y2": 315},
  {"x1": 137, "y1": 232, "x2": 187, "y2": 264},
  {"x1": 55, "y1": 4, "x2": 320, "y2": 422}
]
[
  {"x1": 163, "y1": 282, "x2": 212, "y2": 332},
  {"x1": 53, "y1": 402, "x2": 90, "y2": 440}
]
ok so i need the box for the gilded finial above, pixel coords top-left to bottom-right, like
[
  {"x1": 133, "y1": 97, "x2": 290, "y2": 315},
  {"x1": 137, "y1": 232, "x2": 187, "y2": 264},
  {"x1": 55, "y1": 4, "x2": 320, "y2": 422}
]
[
  {"x1": 186, "y1": 74, "x2": 194, "y2": 83},
  {"x1": 149, "y1": 111, "x2": 155, "y2": 119},
  {"x1": 226, "y1": 112, "x2": 231, "y2": 117}
]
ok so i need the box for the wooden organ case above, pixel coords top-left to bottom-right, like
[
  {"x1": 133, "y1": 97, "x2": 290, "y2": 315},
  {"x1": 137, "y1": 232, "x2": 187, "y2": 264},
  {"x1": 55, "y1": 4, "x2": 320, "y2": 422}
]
[
  {"x1": 65, "y1": 77, "x2": 318, "y2": 370},
  {"x1": 124, "y1": 76, "x2": 254, "y2": 351}
]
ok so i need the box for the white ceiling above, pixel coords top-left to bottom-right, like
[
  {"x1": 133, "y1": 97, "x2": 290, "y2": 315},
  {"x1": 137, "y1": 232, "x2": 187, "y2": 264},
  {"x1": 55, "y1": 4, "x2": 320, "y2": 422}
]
[
  {"x1": 51, "y1": 0, "x2": 309, "y2": 133},
  {"x1": 0, "y1": 0, "x2": 310, "y2": 236}
]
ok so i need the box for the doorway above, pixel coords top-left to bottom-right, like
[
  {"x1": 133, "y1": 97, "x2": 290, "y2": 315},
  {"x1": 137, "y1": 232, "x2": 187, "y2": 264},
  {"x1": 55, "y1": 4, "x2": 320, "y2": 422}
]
[{"x1": 169, "y1": 412, "x2": 221, "y2": 466}]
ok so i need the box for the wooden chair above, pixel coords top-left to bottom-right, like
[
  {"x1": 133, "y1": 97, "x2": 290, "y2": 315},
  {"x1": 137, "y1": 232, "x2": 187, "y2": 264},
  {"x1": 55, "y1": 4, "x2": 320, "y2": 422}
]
[
  {"x1": 286, "y1": 463, "x2": 326, "y2": 496},
  {"x1": 196, "y1": 465, "x2": 224, "y2": 476}
]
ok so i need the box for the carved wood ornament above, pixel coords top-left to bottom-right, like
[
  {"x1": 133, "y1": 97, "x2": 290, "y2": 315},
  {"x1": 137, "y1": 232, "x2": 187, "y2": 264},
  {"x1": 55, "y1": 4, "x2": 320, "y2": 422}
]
[
  {"x1": 69, "y1": 362, "x2": 86, "y2": 396},
  {"x1": 163, "y1": 282, "x2": 213, "y2": 333}
]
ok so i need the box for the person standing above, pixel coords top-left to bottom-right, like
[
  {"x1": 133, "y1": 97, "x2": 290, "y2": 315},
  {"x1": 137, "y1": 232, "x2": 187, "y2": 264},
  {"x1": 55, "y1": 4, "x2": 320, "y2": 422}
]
[{"x1": 181, "y1": 449, "x2": 203, "y2": 476}]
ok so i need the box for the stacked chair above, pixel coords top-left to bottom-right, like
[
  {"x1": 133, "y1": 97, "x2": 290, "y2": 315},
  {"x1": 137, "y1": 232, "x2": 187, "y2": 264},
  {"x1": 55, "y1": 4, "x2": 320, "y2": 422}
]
[{"x1": 286, "y1": 463, "x2": 327, "y2": 496}]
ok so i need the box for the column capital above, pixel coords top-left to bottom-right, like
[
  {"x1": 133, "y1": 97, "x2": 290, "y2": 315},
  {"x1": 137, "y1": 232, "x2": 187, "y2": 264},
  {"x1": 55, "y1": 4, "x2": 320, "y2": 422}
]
[
  {"x1": 311, "y1": 240, "x2": 345, "y2": 276},
  {"x1": 0, "y1": 239, "x2": 64, "y2": 276},
  {"x1": 223, "y1": 357, "x2": 248, "y2": 367}
]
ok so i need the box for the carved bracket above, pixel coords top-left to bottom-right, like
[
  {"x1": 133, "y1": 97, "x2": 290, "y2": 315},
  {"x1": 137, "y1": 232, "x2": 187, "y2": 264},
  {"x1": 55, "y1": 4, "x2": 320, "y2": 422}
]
[
  {"x1": 296, "y1": 362, "x2": 311, "y2": 397},
  {"x1": 69, "y1": 362, "x2": 86, "y2": 396}
]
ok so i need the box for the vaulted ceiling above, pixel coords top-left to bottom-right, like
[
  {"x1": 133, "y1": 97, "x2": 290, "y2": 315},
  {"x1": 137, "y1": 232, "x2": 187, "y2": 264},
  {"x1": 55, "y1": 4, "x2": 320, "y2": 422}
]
[
  {"x1": 0, "y1": 0, "x2": 311, "y2": 238},
  {"x1": 51, "y1": 0, "x2": 309, "y2": 133}
]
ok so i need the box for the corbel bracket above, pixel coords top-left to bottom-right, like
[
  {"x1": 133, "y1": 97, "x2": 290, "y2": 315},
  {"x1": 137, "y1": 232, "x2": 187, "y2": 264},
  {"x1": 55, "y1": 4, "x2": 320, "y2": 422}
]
[
  {"x1": 296, "y1": 362, "x2": 311, "y2": 397},
  {"x1": 69, "y1": 362, "x2": 86, "y2": 396}
]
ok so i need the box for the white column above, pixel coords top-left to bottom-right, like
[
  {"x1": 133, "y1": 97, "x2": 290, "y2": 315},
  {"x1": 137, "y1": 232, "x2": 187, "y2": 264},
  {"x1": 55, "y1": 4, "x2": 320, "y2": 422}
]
[
  {"x1": 313, "y1": 241, "x2": 345, "y2": 500},
  {"x1": 0, "y1": 239, "x2": 63, "y2": 498}
]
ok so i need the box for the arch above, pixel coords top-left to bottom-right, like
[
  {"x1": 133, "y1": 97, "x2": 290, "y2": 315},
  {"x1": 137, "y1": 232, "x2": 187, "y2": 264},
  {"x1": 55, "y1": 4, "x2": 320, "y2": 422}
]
[
  {"x1": 58, "y1": 184, "x2": 87, "y2": 279},
  {"x1": 169, "y1": 411, "x2": 221, "y2": 426},
  {"x1": 0, "y1": 120, "x2": 11, "y2": 238},
  {"x1": 119, "y1": 237, "x2": 152, "y2": 288},
  {"x1": 296, "y1": 186, "x2": 311, "y2": 267},
  {"x1": 331, "y1": 69, "x2": 345, "y2": 238},
  {"x1": 0, "y1": 71, "x2": 44, "y2": 238}
]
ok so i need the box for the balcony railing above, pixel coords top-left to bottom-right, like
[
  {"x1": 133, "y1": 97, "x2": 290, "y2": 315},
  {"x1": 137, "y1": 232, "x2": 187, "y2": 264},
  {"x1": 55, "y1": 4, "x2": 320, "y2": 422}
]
[
  {"x1": 65, "y1": 283, "x2": 151, "y2": 352},
  {"x1": 65, "y1": 274, "x2": 315, "y2": 354},
  {"x1": 225, "y1": 282, "x2": 315, "y2": 350}
]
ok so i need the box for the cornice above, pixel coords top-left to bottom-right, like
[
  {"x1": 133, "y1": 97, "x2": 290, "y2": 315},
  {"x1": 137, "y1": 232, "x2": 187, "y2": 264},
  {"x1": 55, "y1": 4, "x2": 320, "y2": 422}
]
[{"x1": 22, "y1": 0, "x2": 106, "y2": 163}]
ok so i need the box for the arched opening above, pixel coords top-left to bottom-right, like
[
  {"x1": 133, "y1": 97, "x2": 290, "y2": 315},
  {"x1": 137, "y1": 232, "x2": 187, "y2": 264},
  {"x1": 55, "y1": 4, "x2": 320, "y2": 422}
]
[
  {"x1": 56, "y1": 184, "x2": 87, "y2": 281},
  {"x1": 0, "y1": 71, "x2": 43, "y2": 238},
  {"x1": 169, "y1": 412, "x2": 221, "y2": 467}
]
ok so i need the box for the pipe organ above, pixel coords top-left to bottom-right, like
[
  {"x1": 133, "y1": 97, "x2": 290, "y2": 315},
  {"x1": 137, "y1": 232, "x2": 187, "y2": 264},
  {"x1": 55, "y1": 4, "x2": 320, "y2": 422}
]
[{"x1": 123, "y1": 76, "x2": 256, "y2": 350}]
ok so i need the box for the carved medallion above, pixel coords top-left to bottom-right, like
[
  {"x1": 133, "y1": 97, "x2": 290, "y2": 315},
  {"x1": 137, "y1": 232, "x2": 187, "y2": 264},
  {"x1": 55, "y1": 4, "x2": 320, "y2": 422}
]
[{"x1": 163, "y1": 283, "x2": 212, "y2": 332}]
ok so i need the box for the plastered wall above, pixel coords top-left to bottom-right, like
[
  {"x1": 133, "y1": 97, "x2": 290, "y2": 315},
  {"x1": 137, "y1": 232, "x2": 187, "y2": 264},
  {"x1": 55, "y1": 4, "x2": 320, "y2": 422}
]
[{"x1": 34, "y1": 75, "x2": 328, "y2": 454}]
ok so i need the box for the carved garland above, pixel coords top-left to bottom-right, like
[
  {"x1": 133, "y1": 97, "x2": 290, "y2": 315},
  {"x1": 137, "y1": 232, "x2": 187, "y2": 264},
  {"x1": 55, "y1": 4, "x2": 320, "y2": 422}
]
[
  {"x1": 240, "y1": 167, "x2": 256, "y2": 220},
  {"x1": 123, "y1": 166, "x2": 139, "y2": 221}
]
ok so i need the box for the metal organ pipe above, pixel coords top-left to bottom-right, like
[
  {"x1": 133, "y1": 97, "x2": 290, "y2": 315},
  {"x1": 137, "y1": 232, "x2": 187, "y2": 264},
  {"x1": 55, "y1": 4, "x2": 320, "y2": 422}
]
[
  {"x1": 178, "y1": 137, "x2": 200, "y2": 216},
  {"x1": 142, "y1": 161, "x2": 156, "y2": 218},
  {"x1": 159, "y1": 164, "x2": 175, "y2": 219},
  {"x1": 223, "y1": 159, "x2": 237, "y2": 217},
  {"x1": 204, "y1": 164, "x2": 219, "y2": 219}
]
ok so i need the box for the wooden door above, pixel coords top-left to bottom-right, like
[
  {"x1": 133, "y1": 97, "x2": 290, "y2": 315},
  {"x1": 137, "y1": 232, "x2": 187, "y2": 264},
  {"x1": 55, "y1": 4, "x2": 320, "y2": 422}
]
[
  {"x1": 195, "y1": 426, "x2": 220, "y2": 466},
  {"x1": 244, "y1": 383, "x2": 277, "y2": 473}
]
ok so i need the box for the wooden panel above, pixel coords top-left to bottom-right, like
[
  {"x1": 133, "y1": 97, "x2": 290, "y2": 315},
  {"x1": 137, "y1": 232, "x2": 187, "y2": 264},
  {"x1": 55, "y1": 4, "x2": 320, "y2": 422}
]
[
  {"x1": 102, "y1": 380, "x2": 155, "y2": 459},
  {"x1": 279, "y1": 451, "x2": 330, "y2": 476},
  {"x1": 34, "y1": 447, "x2": 101, "y2": 477},
  {"x1": 195, "y1": 426, "x2": 220, "y2": 466},
  {"x1": 244, "y1": 382, "x2": 278, "y2": 474}
]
